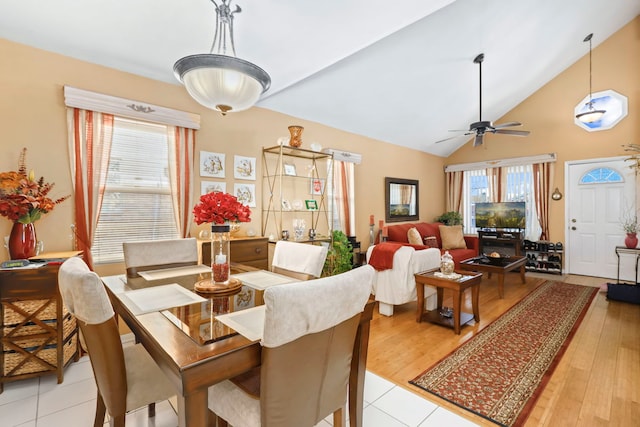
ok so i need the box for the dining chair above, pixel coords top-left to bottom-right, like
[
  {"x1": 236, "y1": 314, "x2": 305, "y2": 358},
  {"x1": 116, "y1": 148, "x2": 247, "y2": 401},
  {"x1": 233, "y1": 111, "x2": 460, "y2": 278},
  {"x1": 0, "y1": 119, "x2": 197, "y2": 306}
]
[
  {"x1": 58, "y1": 257, "x2": 175, "y2": 427},
  {"x1": 208, "y1": 264, "x2": 374, "y2": 427},
  {"x1": 123, "y1": 237, "x2": 198, "y2": 277},
  {"x1": 271, "y1": 240, "x2": 328, "y2": 280}
]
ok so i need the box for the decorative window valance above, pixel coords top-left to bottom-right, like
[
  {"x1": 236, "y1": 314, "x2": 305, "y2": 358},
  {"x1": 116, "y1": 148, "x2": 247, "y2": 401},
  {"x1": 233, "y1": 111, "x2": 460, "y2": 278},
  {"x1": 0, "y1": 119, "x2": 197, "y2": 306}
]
[
  {"x1": 63, "y1": 86, "x2": 200, "y2": 130},
  {"x1": 444, "y1": 153, "x2": 556, "y2": 173}
]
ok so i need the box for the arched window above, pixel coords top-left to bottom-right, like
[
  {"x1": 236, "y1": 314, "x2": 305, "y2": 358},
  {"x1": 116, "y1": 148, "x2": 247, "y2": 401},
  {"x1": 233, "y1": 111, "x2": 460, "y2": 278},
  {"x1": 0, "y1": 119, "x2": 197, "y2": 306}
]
[{"x1": 579, "y1": 167, "x2": 624, "y2": 184}]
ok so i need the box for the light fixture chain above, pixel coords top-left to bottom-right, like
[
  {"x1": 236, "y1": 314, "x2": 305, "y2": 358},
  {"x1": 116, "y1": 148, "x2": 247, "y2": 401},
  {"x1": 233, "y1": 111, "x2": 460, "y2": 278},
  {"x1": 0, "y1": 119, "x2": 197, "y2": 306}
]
[{"x1": 210, "y1": 0, "x2": 239, "y2": 56}]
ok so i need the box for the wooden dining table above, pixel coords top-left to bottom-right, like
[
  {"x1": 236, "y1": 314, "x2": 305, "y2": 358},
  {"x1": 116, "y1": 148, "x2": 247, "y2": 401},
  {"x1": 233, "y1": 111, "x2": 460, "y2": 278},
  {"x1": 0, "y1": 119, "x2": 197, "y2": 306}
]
[{"x1": 101, "y1": 263, "x2": 374, "y2": 427}]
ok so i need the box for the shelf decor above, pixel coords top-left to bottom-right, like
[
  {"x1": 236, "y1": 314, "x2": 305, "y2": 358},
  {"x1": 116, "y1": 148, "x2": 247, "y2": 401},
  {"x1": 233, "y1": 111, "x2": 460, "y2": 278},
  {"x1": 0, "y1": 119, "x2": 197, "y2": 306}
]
[
  {"x1": 193, "y1": 192, "x2": 251, "y2": 285},
  {"x1": 0, "y1": 148, "x2": 69, "y2": 259}
]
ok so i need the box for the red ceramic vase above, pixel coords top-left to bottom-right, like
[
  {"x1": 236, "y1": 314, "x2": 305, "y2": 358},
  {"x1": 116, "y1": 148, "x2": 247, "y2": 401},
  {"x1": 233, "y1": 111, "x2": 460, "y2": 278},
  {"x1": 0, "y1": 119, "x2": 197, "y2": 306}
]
[
  {"x1": 8, "y1": 222, "x2": 37, "y2": 259},
  {"x1": 624, "y1": 232, "x2": 638, "y2": 249}
]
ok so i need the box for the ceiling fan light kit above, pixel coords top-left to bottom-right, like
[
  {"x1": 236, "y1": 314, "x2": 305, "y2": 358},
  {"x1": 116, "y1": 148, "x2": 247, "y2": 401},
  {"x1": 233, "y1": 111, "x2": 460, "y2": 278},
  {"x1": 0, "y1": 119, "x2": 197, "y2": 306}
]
[
  {"x1": 436, "y1": 53, "x2": 530, "y2": 147},
  {"x1": 174, "y1": 0, "x2": 270, "y2": 115},
  {"x1": 575, "y1": 33, "x2": 606, "y2": 124}
]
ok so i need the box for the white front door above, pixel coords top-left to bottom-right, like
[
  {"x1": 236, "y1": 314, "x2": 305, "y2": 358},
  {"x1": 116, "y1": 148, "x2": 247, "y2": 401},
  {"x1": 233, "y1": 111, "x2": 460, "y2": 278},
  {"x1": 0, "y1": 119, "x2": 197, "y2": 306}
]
[{"x1": 566, "y1": 157, "x2": 637, "y2": 280}]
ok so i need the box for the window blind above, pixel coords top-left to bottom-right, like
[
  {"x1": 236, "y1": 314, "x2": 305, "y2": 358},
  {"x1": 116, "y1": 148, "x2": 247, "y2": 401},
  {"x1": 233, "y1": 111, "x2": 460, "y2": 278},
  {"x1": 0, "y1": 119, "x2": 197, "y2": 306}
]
[{"x1": 92, "y1": 117, "x2": 179, "y2": 264}]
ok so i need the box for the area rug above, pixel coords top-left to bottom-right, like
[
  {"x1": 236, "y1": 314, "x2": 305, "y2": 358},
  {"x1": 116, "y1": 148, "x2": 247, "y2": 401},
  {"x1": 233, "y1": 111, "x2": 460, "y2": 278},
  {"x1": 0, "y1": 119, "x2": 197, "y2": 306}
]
[{"x1": 409, "y1": 281, "x2": 597, "y2": 426}]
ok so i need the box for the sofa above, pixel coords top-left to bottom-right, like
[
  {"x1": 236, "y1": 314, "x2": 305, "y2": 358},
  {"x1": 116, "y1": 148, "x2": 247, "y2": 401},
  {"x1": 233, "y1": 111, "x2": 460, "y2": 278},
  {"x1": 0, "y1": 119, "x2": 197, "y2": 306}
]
[
  {"x1": 384, "y1": 222, "x2": 479, "y2": 267},
  {"x1": 366, "y1": 244, "x2": 440, "y2": 316}
]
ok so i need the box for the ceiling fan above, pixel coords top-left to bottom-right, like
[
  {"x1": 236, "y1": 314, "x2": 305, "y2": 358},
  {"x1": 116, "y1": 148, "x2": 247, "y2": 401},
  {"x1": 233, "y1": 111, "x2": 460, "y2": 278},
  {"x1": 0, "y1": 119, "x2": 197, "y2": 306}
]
[{"x1": 436, "y1": 53, "x2": 530, "y2": 147}]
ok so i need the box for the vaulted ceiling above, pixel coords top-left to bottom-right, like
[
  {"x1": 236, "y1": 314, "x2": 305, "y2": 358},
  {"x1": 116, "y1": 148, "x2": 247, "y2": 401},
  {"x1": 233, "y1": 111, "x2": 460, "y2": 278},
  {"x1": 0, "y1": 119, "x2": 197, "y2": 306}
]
[{"x1": 1, "y1": 0, "x2": 638, "y2": 157}]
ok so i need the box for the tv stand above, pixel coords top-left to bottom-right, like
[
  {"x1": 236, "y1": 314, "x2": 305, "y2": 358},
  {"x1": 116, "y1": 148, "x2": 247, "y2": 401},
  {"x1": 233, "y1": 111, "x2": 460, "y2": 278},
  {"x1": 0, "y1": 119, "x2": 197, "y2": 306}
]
[{"x1": 478, "y1": 229, "x2": 524, "y2": 256}]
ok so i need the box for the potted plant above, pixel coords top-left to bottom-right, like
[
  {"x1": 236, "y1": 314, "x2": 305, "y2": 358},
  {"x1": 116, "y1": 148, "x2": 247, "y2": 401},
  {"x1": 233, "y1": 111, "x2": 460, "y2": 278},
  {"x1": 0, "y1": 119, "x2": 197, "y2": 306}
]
[
  {"x1": 322, "y1": 230, "x2": 353, "y2": 277},
  {"x1": 435, "y1": 211, "x2": 463, "y2": 226},
  {"x1": 621, "y1": 215, "x2": 639, "y2": 248}
]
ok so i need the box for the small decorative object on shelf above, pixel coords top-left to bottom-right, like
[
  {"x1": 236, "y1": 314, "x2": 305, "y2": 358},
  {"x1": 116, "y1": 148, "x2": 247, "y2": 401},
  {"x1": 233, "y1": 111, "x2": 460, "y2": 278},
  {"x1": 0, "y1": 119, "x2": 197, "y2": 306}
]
[
  {"x1": 0, "y1": 148, "x2": 69, "y2": 259},
  {"x1": 287, "y1": 125, "x2": 304, "y2": 147},
  {"x1": 281, "y1": 230, "x2": 290, "y2": 241},
  {"x1": 193, "y1": 192, "x2": 251, "y2": 285},
  {"x1": 440, "y1": 251, "x2": 455, "y2": 275},
  {"x1": 293, "y1": 219, "x2": 306, "y2": 240},
  {"x1": 308, "y1": 228, "x2": 316, "y2": 240}
]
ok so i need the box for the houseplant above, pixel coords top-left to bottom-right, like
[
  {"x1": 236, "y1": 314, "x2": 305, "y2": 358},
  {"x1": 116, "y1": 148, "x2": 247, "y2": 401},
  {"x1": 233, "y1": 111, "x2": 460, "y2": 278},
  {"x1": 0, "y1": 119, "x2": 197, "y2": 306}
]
[
  {"x1": 0, "y1": 148, "x2": 69, "y2": 259},
  {"x1": 435, "y1": 211, "x2": 463, "y2": 226},
  {"x1": 621, "y1": 215, "x2": 639, "y2": 248},
  {"x1": 322, "y1": 230, "x2": 353, "y2": 277}
]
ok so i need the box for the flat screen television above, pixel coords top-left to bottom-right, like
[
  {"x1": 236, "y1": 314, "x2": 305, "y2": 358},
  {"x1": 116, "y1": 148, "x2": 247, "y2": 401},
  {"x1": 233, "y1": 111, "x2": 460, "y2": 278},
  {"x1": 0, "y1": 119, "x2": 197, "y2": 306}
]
[{"x1": 475, "y1": 202, "x2": 526, "y2": 230}]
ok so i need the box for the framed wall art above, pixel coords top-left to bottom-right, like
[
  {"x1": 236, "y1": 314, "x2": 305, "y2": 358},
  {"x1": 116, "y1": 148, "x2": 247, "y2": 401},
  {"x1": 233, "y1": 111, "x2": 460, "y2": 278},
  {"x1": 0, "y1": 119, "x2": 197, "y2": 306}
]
[
  {"x1": 234, "y1": 155, "x2": 256, "y2": 180},
  {"x1": 201, "y1": 181, "x2": 226, "y2": 196},
  {"x1": 234, "y1": 183, "x2": 256, "y2": 207},
  {"x1": 200, "y1": 151, "x2": 225, "y2": 178}
]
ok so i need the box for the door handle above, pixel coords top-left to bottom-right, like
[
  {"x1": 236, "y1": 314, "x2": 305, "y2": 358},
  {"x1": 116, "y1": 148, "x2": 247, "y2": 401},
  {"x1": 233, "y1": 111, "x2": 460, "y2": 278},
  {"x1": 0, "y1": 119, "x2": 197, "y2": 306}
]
[{"x1": 571, "y1": 226, "x2": 576, "y2": 230}]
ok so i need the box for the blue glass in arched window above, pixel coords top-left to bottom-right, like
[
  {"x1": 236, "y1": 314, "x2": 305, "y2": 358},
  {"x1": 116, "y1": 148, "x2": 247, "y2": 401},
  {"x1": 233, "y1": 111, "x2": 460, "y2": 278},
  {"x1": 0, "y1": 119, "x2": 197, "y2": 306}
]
[{"x1": 580, "y1": 167, "x2": 623, "y2": 184}]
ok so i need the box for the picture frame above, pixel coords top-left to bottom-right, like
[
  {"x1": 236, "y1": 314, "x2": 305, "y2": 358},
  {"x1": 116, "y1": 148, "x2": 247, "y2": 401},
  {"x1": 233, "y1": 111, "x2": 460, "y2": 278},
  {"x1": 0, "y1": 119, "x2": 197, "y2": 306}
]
[
  {"x1": 305, "y1": 199, "x2": 318, "y2": 210},
  {"x1": 309, "y1": 178, "x2": 325, "y2": 195},
  {"x1": 200, "y1": 151, "x2": 225, "y2": 178},
  {"x1": 283, "y1": 163, "x2": 297, "y2": 176},
  {"x1": 281, "y1": 199, "x2": 292, "y2": 211},
  {"x1": 201, "y1": 181, "x2": 226, "y2": 196},
  {"x1": 234, "y1": 155, "x2": 256, "y2": 180},
  {"x1": 234, "y1": 183, "x2": 256, "y2": 207}
]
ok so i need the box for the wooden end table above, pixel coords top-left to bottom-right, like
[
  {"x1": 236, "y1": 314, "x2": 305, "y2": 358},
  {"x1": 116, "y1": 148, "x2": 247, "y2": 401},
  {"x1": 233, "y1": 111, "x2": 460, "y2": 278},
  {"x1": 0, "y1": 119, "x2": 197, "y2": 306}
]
[
  {"x1": 414, "y1": 269, "x2": 483, "y2": 335},
  {"x1": 459, "y1": 256, "x2": 527, "y2": 298}
]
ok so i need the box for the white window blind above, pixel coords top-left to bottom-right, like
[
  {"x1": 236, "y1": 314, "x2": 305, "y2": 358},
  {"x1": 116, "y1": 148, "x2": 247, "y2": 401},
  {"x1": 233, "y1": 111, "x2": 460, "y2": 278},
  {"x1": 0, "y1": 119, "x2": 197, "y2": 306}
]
[{"x1": 92, "y1": 117, "x2": 179, "y2": 264}]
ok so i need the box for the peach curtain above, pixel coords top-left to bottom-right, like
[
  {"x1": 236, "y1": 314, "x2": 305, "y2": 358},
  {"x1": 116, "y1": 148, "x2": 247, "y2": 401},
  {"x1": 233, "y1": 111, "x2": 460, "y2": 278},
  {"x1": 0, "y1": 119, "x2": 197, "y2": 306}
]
[
  {"x1": 445, "y1": 170, "x2": 464, "y2": 213},
  {"x1": 66, "y1": 108, "x2": 114, "y2": 269},
  {"x1": 533, "y1": 162, "x2": 553, "y2": 240},
  {"x1": 167, "y1": 126, "x2": 196, "y2": 238},
  {"x1": 333, "y1": 160, "x2": 355, "y2": 236},
  {"x1": 486, "y1": 167, "x2": 504, "y2": 202}
]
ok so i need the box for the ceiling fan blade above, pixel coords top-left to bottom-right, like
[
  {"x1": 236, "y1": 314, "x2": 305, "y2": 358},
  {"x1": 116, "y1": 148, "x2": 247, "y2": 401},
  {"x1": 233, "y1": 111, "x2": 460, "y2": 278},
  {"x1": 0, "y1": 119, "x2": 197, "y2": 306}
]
[
  {"x1": 494, "y1": 129, "x2": 530, "y2": 136},
  {"x1": 434, "y1": 134, "x2": 465, "y2": 144},
  {"x1": 493, "y1": 121, "x2": 522, "y2": 129},
  {"x1": 473, "y1": 133, "x2": 484, "y2": 147}
]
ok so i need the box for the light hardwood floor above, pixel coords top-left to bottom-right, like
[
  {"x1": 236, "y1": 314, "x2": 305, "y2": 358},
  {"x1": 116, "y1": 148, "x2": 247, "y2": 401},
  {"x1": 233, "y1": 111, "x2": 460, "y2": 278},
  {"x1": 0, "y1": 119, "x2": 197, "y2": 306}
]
[{"x1": 366, "y1": 272, "x2": 640, "y2": 426}]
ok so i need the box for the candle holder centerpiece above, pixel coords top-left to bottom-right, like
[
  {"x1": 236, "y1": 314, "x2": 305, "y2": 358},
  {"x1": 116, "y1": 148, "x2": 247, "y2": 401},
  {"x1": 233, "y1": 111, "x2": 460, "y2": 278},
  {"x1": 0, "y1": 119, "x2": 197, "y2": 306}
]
[{"x1": 192, "y1": 192, "x2": 251, "y2": 293}]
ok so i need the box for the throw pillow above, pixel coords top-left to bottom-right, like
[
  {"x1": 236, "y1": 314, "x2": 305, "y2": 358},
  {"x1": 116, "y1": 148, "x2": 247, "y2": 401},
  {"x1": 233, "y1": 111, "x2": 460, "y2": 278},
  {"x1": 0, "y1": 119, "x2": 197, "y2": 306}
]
[
  {"x1": 423, "y1": 236, "x2": 438, "y2": 248},
  {"x1": 407, "y1": 227, "x2": 423, "y2": 246},
  {"x1": 439, "y1": 225, "x2": 467, "y2": 250}
]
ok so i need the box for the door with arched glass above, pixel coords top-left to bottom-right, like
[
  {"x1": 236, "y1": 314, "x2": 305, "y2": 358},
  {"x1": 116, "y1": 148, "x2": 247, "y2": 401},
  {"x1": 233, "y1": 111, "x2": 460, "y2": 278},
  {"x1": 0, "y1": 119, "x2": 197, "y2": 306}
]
[{"x1": 567, "y1": 158, "x2": 637, "y2": 280}]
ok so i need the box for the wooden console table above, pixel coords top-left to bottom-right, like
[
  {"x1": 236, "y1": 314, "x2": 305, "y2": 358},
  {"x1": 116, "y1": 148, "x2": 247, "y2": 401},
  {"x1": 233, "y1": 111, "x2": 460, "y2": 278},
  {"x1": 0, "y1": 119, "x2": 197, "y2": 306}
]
[
  {"x1": 199, "y1": 236, "x2": 269, "y2": 270},
  {"x1": 0, "y1": 263, "x2": 80, "y2": 393}
]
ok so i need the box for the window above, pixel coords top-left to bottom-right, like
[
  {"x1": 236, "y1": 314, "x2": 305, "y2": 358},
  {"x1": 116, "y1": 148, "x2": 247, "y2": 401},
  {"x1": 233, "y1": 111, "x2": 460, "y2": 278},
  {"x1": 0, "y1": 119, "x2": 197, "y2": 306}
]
[
  {"x1": 462, "y1": 164, "x2": 541, "y2": 240},
  {"x1": 580, "y1": 167, "x2": 623, "y2": 184},
  {"x1": 92, "y1": 117, "x2": 179, "y2": 264}
]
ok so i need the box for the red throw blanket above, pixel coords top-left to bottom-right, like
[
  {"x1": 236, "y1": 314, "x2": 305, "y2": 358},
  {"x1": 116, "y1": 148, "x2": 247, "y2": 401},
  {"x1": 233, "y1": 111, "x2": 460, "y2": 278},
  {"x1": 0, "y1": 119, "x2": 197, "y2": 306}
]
[{"x1": 368, "y1": 242, "x2": 404, "y2": 271}]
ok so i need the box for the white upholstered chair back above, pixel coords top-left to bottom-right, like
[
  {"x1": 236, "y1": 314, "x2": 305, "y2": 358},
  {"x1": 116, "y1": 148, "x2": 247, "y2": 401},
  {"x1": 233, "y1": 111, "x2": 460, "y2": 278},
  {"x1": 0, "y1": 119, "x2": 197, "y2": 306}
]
[
  {"x1": 123, "y1": 237, "x2": 198, "y2": 277},
  {"x1": 271, "y1": 240, "x2": 328, "y2": 280},
  {"x1": 209, "y1": 264, "x2": 374, "y2": 427}
]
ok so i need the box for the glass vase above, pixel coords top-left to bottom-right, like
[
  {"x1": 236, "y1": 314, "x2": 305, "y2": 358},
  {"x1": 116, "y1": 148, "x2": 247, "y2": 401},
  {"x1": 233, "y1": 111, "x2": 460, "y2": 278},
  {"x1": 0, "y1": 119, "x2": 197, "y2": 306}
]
[
  {"x1": 8, "y1": 222, "x2": 37, "y2": 260},
  {"x1": 211, "y1": 224, "x2": 231, "y2": 284},
  {"x1": 288, "y1": 125, "x2": 304, "y2": 147},
  {"x1": 440, "y1": 250, "x2": 455, "y2": 275}
]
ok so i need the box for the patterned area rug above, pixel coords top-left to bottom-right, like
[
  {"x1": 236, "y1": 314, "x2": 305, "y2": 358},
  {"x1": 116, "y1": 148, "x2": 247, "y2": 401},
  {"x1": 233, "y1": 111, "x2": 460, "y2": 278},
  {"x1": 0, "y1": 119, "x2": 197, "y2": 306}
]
[{"x1": 410, "y1": 281, "x2": 597, "y2": 426}]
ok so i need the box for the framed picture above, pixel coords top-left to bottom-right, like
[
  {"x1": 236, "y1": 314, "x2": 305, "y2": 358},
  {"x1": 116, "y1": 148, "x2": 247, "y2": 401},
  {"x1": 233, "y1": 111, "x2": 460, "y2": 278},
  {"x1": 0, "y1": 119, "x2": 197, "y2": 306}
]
[
  {"x1": 305, "y1": 199, "x2": 318, "y2": 210},
  {"x1": 200, "y1": 151, "x2": 225, "y2": 178},
  {"x1": 281, "y1": 199, "x2": 292, "y2": 211},
  {"x1": 201, "y1": 181, "x2": 226, "y2": 196},
  {"x1": 234, "y1": 183, "x2": 256, "y2": 207},
  {"x1": 283, "y1": 163, "x2": 297, "y2": 176},
  {"x1": 234, "y1": 155, "x2": 256, "y2": 180},
  {"x1": 309, "y1": 178, "x2": 325, "y2": 195}
]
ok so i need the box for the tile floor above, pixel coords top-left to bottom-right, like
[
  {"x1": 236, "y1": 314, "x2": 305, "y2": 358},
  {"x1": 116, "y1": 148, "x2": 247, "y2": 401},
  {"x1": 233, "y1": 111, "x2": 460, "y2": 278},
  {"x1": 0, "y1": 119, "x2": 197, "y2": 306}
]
[{"x1": 0, "y1": 354, "x2": 479, "y2": 427}]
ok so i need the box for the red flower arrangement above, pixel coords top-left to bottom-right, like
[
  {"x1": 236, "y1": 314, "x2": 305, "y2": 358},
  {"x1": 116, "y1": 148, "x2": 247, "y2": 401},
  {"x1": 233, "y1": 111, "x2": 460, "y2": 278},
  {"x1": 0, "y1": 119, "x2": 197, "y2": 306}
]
[
  {"x1": 0, "y1": 148, "x2": 70, "y2": 224},
  {"x1": 193, "y1": 191, "x2": 251, "y2": 225}
]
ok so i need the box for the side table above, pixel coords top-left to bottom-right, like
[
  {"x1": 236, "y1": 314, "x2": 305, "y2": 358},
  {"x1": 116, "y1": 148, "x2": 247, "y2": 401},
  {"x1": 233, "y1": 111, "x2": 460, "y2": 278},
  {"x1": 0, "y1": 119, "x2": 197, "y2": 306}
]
[
  {"x1": 0, "y1": 264, "x2": 80, "y2": 393},
  {"x1": 414, "y1": 269, "x2": 483, "y2": 334}
]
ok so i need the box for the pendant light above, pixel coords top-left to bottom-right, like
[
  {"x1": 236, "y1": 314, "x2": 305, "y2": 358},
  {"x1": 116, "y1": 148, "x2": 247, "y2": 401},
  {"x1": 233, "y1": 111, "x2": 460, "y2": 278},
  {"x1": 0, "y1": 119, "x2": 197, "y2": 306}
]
[
  {"x1": 174, "y1": 0, "x2": 270, "y2": 115},
  {"x1": 575, "y1": 33, "x2": 606, "y2": 123}
]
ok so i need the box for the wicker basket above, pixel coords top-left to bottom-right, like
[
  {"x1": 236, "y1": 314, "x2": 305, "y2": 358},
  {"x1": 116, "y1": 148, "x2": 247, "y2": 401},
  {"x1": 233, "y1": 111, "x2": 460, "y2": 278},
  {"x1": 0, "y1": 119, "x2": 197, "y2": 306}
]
[{"x1": 3, "y1": 334, "x2": 78, "y2": 376}]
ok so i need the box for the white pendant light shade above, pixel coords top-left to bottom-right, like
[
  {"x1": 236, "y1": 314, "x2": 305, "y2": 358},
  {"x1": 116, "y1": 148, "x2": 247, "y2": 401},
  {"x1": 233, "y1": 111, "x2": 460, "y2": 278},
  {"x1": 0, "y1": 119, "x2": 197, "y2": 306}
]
[
  {"x1": 174, "y1": 0, "x2": 270, "y2": 115},
  {"x1": 174, "y1": 54, "x2": 270, "y2": 114}
]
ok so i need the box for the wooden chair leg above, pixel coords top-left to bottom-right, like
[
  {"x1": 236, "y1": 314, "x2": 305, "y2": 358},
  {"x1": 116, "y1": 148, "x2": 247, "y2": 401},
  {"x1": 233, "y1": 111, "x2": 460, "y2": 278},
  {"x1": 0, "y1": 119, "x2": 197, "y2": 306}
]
[
  {"x1": 333, "y1": 406, "x2": 346, "y2": 427},
  {"x1": 216, "y1": 415, "x2": 229, "y2": 426},
  {"x1": 94, "y1": 394, "x2": 107, "y2": 427},
  {"x1": 112, "y1": 414, "x2": 125, "y2": 427},
  {"x1": 147, "y1": 402, "x2": 156, "y2": 418}
]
